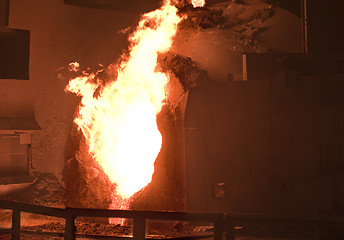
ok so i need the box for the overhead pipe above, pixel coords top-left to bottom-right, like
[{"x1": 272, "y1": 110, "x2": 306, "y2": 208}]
[{"x1": 301, "y1": 0, "x2": 308, "y2": 54}]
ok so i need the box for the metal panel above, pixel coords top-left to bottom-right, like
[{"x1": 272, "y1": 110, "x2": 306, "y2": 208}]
[
  {"x1": 0, "y1": 29, "x2": 30, "y2": 80},
  {"x1": 242, "y1": 53, "x2": 277, "y2": 80}
]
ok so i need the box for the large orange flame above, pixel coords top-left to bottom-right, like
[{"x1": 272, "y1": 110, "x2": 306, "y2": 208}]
[{"x1": 65, "y1": 0, "x2": 183, "y2": 208}]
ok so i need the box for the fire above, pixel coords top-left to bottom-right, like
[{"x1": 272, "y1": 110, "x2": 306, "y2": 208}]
[
  {"x1": 65, "y1": 0, "x2": 183, "y2": 208},
  {"x1": 191, "y1": 0, "x2": 205, "y2": 8}
]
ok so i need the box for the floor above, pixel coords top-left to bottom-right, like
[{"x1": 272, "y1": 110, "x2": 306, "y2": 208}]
[{"x1": 0, "y1": 212, "x2": 341, "y2": 240}]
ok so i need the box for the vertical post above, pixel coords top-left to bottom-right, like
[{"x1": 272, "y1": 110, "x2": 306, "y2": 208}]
[
  {"x1": 316, "y1": 224, "x2": 328, "y2": 240},
  {"x1": 64, "y1": 216, "x2": 76, "y2": 240},
  {"x1": 213, "y1": 214, "x2": 225, "y2": 240},
  {"x1": 11, "y1": 209, "x2": 20, "y2": 240},
  {"x1": 133, "y1": 216, "x2": 146, "y2": 240},
  {"x1": 225, "y1": 214, "x2": 235, "y2": 240},
  {"x1": 301, "y1": 0, "x2": 308, "y2": 54},
  {"x1": 243, "y1": 54, "x2": 248, "y2": 81},
  {"x1": 0, "y1": 0, "x2": 10, "y2": 28}
]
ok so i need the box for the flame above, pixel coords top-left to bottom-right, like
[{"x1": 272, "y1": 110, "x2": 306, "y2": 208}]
[
  {"x1": 65, "y1": 0, "x2": 183, "y2": 207},
  {"x1": 191, "y1": 0, "x2": 205, "y2": 8}
]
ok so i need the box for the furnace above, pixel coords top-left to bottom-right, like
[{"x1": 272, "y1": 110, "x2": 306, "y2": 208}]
[{"x1": 1, "y1": 0, "x2": 344, "y2": 239}]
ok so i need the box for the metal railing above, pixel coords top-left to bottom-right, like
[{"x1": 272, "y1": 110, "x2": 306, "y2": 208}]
[
  {"x1": 0, "y1": 200, "x2": 224, "y2": 240},
  {"x1": 1, "y1": 200, "x2": 344, "y2": 240}
]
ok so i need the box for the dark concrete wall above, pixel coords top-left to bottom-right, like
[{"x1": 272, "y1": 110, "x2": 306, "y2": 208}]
[{"x1": 1, "y1": 0, "x2": 138, "y2": 179}]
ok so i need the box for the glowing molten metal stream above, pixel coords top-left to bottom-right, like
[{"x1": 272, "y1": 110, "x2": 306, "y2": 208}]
[{"x1": 65, "y1": 0, "x2": 183, "y2": 208}]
